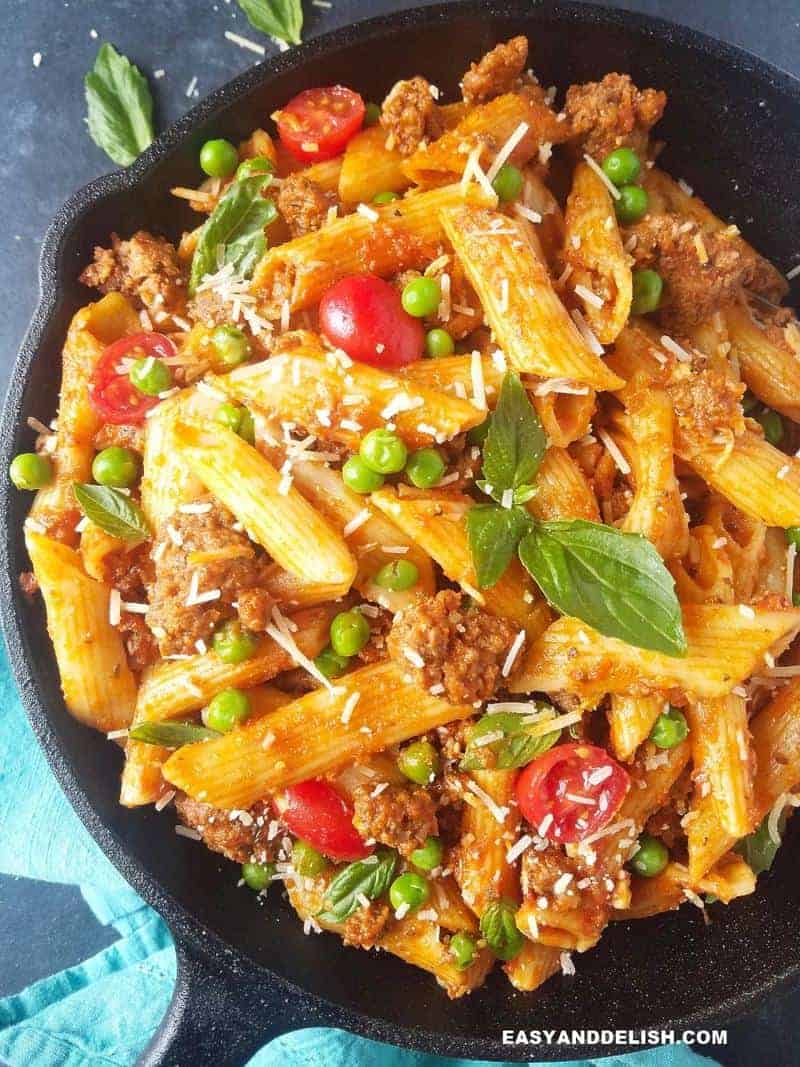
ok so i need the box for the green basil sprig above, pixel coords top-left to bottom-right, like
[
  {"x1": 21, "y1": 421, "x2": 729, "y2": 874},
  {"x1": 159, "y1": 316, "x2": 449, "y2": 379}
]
[
  {"x1": 189, "y1": 172, "x2": 278, "y2": 294},
  {"x1": 85, "y1": 43, "x2": 154, "y2": 166},
  {"x1": 479, "y1": 899, "x2": 525, "y2": 961},
  {"x1": 73, "y1": 484, "x2": 150, "y2": 543},
  {"x1": 128, "y1": 722, "x2": 222, "y2": 747},
  {"x1": 317, "y1": 848, "x2": 397, "y2": 924},
  {"x1": 735, "y1": 809, "x2": 790, "y2": 876},
  {"x1": 461, "y1": 709, "x2": 561, "y2": 771},
  {"x1": 467, "y1": 372, "x2": 687, "y2": 657},
  {"x1": 237, "y1": 0, "x2": 303, "y2": 46}
]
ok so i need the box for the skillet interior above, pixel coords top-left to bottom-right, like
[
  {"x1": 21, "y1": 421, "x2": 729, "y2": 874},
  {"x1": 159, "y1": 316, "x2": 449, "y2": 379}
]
[{"x1": 3, "y1": 2, "x2": 800, "y2": 1060}]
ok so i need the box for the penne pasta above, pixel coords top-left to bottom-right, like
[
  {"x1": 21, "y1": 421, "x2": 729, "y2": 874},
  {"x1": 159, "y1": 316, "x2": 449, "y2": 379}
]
[
  {"x1": 724, "y1": 297, "x2": 800, "y2": 422},
  {"x1": 686, "y1": 693, "x2": 754, "y2": 838},
  {"x1": 338, "y1": 125, "x2": 410, "y2": 203}
]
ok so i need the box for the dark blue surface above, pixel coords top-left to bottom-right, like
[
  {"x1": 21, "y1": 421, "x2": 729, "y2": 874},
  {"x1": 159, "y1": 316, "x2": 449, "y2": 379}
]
[{"x1": 1, "y1": 0, "x2": 799, "y2": 1062}]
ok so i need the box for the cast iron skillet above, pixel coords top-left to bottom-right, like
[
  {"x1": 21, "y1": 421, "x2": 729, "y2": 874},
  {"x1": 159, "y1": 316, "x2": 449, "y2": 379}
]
[{"x1": 3, "y1": 2, "x2": 800, "y2": 1063}]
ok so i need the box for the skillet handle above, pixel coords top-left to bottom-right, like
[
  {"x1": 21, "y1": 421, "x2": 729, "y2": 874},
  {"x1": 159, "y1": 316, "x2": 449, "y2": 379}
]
[{"x1": 138, "y1": 936, "x2": 305, "y2": 1066}]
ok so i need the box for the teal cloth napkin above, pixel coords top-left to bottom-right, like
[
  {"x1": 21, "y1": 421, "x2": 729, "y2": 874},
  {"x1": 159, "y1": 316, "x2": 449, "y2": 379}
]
[{"x1": 0, "y1": 638, "x2": 719, "y2": 1067}]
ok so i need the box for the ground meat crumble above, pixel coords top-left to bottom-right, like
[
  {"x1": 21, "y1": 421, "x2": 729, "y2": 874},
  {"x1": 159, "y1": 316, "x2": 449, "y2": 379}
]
[
  {"x1": 387, "y1": 589, "x2": 521, "y2": 705},
  {"x1": 381, "y1": 76, "x2": 444, "y2": 157},
  {"x1": 79, "y1": 230, "x2": 187, "y2": 316},
  {"x1": 175, "y1": 794, "x2": 277, "y2": 865},
  {"x1": 277, "y1": 172, "x2": 337, "y2": 238},
  {"x1": 565, "y1": 72, "x2": 666, "y2": 159},
  {"x1": 352, "y1": 782, "x2": 438, "y2": 858},
  {"x1": 342, "y1": 900, "x2": 391, "y2": 949},
  {"x1": 461, "y1": 36, "x2": 529, "y2": 106}
]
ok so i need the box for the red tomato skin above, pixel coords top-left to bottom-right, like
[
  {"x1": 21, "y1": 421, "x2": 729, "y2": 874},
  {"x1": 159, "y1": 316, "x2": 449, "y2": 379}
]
[
  {"x1": 281, "y1": 779, "x2": 371, "y2": 861},
  {"x1": 277, "y1": 86, "x2": 365, "y2": 163},
  {"x1": 515, "y1": 743, "x2": 630, "y2": 845},
  {"x1": 319, "y1": 274, "x2": 424, "y2": 368},
  {"x1": 90, "y1": 333, "x2": 176, "y2": 425}
]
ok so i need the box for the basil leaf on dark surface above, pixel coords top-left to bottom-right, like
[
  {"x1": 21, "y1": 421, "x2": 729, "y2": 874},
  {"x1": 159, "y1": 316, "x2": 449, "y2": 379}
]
[
  {"x1": 466, "y1": 504, "x2": 530, "y2": 589},
  {"x1": 480, "y1": 372, "x2": 546, "y2": 498},
  {"x1": 735, "y1": 808, "x2": 791, "y2": 876},
  {"x1": 128, "y1": 722, "x2": 221, "y2": 747},
  {"x1": 461, "y1": 709, "x2": 561, "y2": 771},
  {"x1": 317, "y1": 848, "x2": 397, "y2": 924},
  {"x1": 518, "y1": 519, "x2": 687, "y2": 656},
  {"x1": 479, "y1": 898, "x2": 525, "y2": 961},
  {"x1": 189, "y1": 174, "x2": 277, "y2": 293},
  {"x1": 73, "y1": 484, "x2": 150, "y2": 543},
  {"x1": 85, "y1": 43, "x2": 154, "y2": 166},
  {"x1": 237, "y1": 0, "x2": 303, "y2": 45}
]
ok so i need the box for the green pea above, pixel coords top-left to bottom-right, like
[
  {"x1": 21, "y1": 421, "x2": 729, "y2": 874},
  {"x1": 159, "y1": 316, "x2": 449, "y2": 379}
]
[
  {"x1": 467, "y1": 418, "x2": 490, "y2": 447},
  {"x1": 424, "y1": 328, "x2": 454, "y2": 359},
  {"x1": 786, "y1": 527, "x2": 800, "y2": 548},
  {"x1": 364, "y1": 102, "x2": 381, "y2": 126},
  {"x1": 397, "y1": 740, "x2": 440, "y2": 785},
  {"x1": 91, "y1": 446, "x2": 139, "y2": 488},
  {"x1": 360, "y1": 428, "x2": 408, "y2": 474},
  {"x1": 601, "y1": 147, "x2": 641, "y2": 187},
  {"x1": 741, "y1": 389, "x2": 760, "y2": 414},
  {"x1": 236, "y1": 156, "x2": 274, "y2": 181},
  {"x1": 406, "y1": 447, "x2": 445, "y2": 489},
  {"x1": 756, "y1": 407, "x2": 783, "y2": 446},
  {"x1": 203, "y1": 688, "x2": 251, "y2": 733},
  {"x1": 374, "y1": 559, "x2": 419, "y2": 591},
  {"x1": 794, "y1": 593, "x2": 800, "y2": 608},
  {"x1": 238, "y1": 409, "x2": 255, "y2": 445},
  {"x1": 373, "y1": 190, "x2": 400, "y2": 203},
  {"x1": 389, "y1": 871, "x2": 430, "y2": 912},
  {"x1": 410, "y1": 836, "x2": 443, "y2": 872},
  {"x1": 449, "y1": 931, "x2": 476, "y2": 969},
  {"x1": 200, "y1": 138, "x2": 239, "y2": 178},
  {"x1": 292, "y1": 839, "x2": 328, "y2": 877},
  {"x1": 401, "y1": 276, "x2": 441, "y2": 318},
  {"x1": 242, "y1": 861, "x2": 275, "y2": 891},
  {"x1": 129, "y1": 357, "x2": 172, "y2": 396},
  {"x1": 491, "y1": 163, "x2": 523, "y2": 202},
  {"x1": 212, "y1": 619, "x2": 257, "y2": 664},
  {"x1": 650, "y1": 705, "x2": 689, "y2": 749},
  {"x1": 212, "y1": 325, "x2": 251, "y2": 368},
  {"x1": 342, "y1": 455, "x2": 385, "y2": 494},
  {"x1": 329, "y1": 610, "x2": 370, "y2": 657},
  {"x1": 314, "y1": 645, "x2": 351, "y2": 680},
  {"x1": 9, "y1": 452, "x2": 53, "y2": 491},
  {"x1": 614, "y1": 184, "x2": 649, "y2": 224},
  {"x1": 628, "y1": 833, "x2": 669, "y2": 878},
  {"x1": 215, "y1": 402, "x2": 243, "y2": 434},
  {"x1": 630, "y1": 269, "x2": 663, "y2": 316}
]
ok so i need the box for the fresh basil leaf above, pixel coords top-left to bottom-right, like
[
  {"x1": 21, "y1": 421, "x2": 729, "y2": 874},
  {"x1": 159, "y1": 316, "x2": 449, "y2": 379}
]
[
  {"x1": 317, "y1": 848, "x2": 397, "y2": 924},
  {"x1": 735, "y1": 811, "x2": 787, "y2": 876},
  {"x1": 513, "y1": 484, "x2": 538, "y2": 506},
  {"x1": 460, "y1": 709, "x2": 561, "y2": 771},
  {"x1": 479, "y1": 898, "x2": 525, "y2": 961},
  {"x1": 237, "y1": 0, "x2": 303, "y2": 45},
  {"x1": 189, "y1": 174, "x2": 277, "y2": 294},
  {"x1": 85, "y1": 43, "x2": 154, "y2": 167},
  {"x1": 518, "y1": 519, "x2": 687, "y2": 656},
  {"x1": 128, "y1": 721, "x2": 221, "y2": 746},
  {"x1": 466, "y1": 504, "x2": 530, "y2": 589},
  {"x1": 73, "y1": 484, "x2": 150, "y2": 543},
  {"x1": 480, "y1": 372, "x2": 546, "y2": 498}
]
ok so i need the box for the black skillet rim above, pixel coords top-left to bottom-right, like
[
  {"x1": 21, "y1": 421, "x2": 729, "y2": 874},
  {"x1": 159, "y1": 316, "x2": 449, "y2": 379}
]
[{"x1": 2, "y1": 1, "x2": 800, "y2": 1060}]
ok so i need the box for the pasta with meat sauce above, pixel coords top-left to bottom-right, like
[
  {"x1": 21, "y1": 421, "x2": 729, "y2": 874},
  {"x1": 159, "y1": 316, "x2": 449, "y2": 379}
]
[{"x1": 13, "y1": 36, "x2": 800, "y2": 998}]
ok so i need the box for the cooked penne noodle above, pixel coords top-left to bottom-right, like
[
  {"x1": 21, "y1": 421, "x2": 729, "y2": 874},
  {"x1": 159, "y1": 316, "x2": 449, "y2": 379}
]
[
  {"x1": 504, "y1": 942, "x2": 562, "y2": 992},
  {"x1": 174, "y1": 421, "x2": 357, "y2": 597},
  {"x1": 686, "y1": 693, "x2": 754, "y2": 838},
  {"x1": 26, "y1": 531, "x2": 137, "y2": 732},
  {"x1": 607, "y1": 693, "x2": 665, "y2": 763},
  {"x1": 617, "y1": 853, "x2": 756, "y2": 919},
  {"x1": 563, "y1": 161, "x2": 632, "y2": 343},
  {"x1": 140, "y1": 387, "x2": 213, "y2": 527},
  {"x1": 456, "y1": 770, "x2": 521, "y2": 917},
  {"x1": 338, "y1": 125, "x2": 410, "y2": 203},
  {"x1": 527, "y1": 446, "x2": 600, "y2": 522},
  {"x1": 441, "y1": 205, "x2": 623, "y2": 391},
  {"x1": 724, "y1": 297, "x2": 800, "y2": 421}
]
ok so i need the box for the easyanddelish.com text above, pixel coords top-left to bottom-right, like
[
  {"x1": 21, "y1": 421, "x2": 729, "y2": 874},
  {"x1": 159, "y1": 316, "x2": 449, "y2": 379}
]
[{"x1": 501, "y1": 1029, "x2": 727, "y2": 1047}]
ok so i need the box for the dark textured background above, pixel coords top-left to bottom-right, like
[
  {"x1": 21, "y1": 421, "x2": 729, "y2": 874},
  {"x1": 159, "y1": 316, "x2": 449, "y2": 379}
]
[{"x1": 1, "y1": 0, "x2": 799, "y2": 1062}]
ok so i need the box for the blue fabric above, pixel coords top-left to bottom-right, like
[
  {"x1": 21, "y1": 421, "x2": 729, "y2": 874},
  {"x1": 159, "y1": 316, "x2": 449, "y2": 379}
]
[{"x1": 0, "y1": 638, "x2": 719, "y2": 1066}]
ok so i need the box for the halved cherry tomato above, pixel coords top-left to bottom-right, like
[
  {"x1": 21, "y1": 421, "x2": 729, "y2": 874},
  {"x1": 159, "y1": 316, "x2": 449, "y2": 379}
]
[
  {"x1": 515, "y1": 743, "x2": 630, "y2": 845},
  {"x1": 319, "y1": 274, "x2": 424, "y2": 368},
  {"x1": 275, "y1": 86, "x2": 366, "y2": 163},
  {"x1": 89, "y1": 333, "x2": 176, "y2": 425},
  {"x1": 280, "y1": 779, "x2": 371, "y2": 861}
]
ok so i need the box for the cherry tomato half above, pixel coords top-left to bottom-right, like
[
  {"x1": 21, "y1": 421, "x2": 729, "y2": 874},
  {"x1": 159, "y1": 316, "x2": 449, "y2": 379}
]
[
  {"x1": 89, "y1": 333, "x2": 176, "y2": 425},
  {"x1": 275, "y1": 86, "x2": 365, "y2": 163},
  {"x1": 319, "y1": 274, "x2": 424, "y2": 368},
  {"x1": 280, "y1": 779, "x2": 371, "y2": 862},
  {"x1": 515, "y1": 743, "x2": 630, "y2": 845}
]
